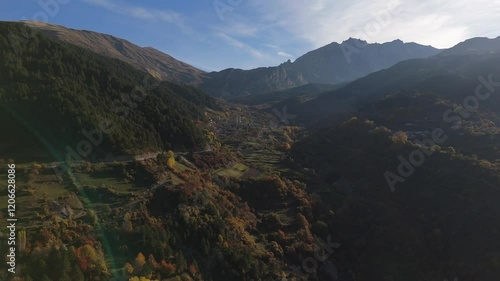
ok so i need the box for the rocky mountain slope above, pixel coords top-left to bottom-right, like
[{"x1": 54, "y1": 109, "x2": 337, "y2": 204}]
[{"x1": 22, "y1": 20, "x2": 205, "y2": 85}]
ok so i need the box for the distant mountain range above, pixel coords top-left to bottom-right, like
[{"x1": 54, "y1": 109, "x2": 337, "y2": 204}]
[
  {"x1": 201, "y1": 38, "x2": 440, "y2": 97},
  {"x1": 291, "y1": 36, "x2": 500, "y2": 122},
  {"x1": 17, "y1": 21, "x2": 500, "y2": 123},
  {"x1": 21, "y1": 21, "x2": 441, "y2": 98}
]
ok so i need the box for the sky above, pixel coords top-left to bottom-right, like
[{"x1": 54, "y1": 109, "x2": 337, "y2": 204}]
[{"x1": 1, "y1": 0, "x2": 500, "y2": 71}]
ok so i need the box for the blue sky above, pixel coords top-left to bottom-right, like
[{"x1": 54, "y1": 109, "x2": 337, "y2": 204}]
[{"x1": 1, "y1": 0, "x2": 500, "y2": 71}]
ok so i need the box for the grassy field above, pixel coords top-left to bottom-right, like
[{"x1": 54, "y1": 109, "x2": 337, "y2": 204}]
[
  {"x1": 74, "y1": 172, "x2": 141, "y2": 195},
  {"x1": 0, "y1": 171, "x2": 70, "y2": 228},
  {"x1": 0, "y1": 162, "x2": 152, "y2": 229},
  {"x1": 216, "y1": 162, "x2": 248, "y2": 178}
]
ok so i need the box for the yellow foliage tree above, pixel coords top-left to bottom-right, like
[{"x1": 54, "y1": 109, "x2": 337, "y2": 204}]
[
  {"x1": 134, "y1": 252, "x2": 147, "y2": 272},
  {"x1": 167, "y1": 157, "x2": 176, "y2": 168},
  {"x1": 18, "y1": 230, "x2": 26, "y2": 252},
  {"x1": 167, "y1": 150, "x2": 175, "y2": 158},
  {"x1": 391, "y1": 131, "x2": 408, "y2": 144}
]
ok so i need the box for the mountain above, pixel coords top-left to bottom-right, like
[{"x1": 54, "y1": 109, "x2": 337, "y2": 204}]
[
  {"x1": 18, "y1": 21, "x2": 442, "y2": 100},
  {"x1": 201, "y1": 60, "x2": 307, "y2": 97},
  {"x1": 291, "y1": 36, "x2": 500, "y2": 122},
  {"x1": 293, "y1": 38, "x2": 440, "y2": 83},
  {"x1": 283, "y1": 39, "x2": 500, "y2": 279},
  {"x1": 21, "y1": 20, "x2": 205, "y2": 85},
  {"x1": 200, "y1": 38, "x2": 440, "y2": 97},
  {"x1": 0, "y1": 22, "x2": 218, "y2": 162},
  {"x1": 439, "y1": 36, "x2": 500, "y2": 56},
  {"x1": 290, "y1": 115, "x2": 500, "y2": 281},
  {"x1": 2, "y1": 19, "x2": 500, "y2": 281}
]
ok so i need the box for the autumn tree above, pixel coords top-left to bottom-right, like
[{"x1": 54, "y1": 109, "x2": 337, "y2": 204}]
[
  {"x1": 283, "y1": 142, "x2": 291, "y2": 150},
  {"x1": 18, "y1": 230, "x2": 26, "y2": 252},
  {"x1": 166, "y1": 150, "x2": 176, "y2": 168},
  {"x1": 147, "y1": 254, "x2": 158, "y2": 269},
  {"x1": 124, "y1": 262, "x2": 134, "y2": 276},
  {"x1": 134, "y1": 252, "x2": 147, "y2": 273},
  {"x1": 391, "y1": 131, "x2": 408, "y2": 144},
  {"x1": 159, "y1": 260, "x2": 176, "y2": 276}
]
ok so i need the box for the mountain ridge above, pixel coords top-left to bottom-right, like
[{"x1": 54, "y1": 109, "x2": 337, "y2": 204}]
[
  {"x1": 17, "y1": 21, "x2": 442, "y2": 98},
  {"x1": 201, "y1": 38, "x2": 441, "y2": 97},
  {"x1": 20, "y1": 20, "x2": 206, "y2": 85},
  {"x1": 290, "y1": 36, "x2": 500, "y2": 123}
]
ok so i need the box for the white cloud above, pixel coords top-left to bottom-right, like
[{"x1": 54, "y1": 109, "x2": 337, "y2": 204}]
[
  {"x1": 211, "y1": 21, "x2": 260, "y2": 37},
  {"x1": 81, "y1": 0, "x2": 187, "y2": 30},
  {"x1": 278, "y1": 51, "x2": 294, "y2": 59},
  {"x1": 248, "y1": 0, "x2": 500, "y2": 49}
]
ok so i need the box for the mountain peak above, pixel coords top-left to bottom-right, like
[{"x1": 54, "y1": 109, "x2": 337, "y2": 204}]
[{"x1": 342, "y1": 37, "x2": 367, "y2": 44}]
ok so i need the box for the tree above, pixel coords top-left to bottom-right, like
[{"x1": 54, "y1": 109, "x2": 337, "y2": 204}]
[
  {"x1": 18, "y1": 230, "x2": 26, "y2": 252},
  {"x1": 87, "y1": 209, "x2": 98, "y2": 226},
  {"x1": 391, "y1": 131, "x2": 408, "y2": 144},
  {"x1": 166, "y1": 150, "x2": 176, "y2": 169},
  {"x1": 122, "y1": 219, "x2": 134, "y2": 232},
  {"x1": 134, "y1": 252, "x2": 147, "y2": 272},
  {"x1": 167, "y1": 150, "x2": 175, "y2": 158},
  {"x1": 283, "y1": 142, "x2": 291, "y2": 150},
  {"x1": 188, "y1": 263, "x2": 197, "y2": 276},
  {"x1": 124, "y1": 262, "x2": 134, "y2": 275},
  {"x1": 167, "y1": 157, "x2": 176, "y2": 169},
  {"x1": 76, "y1": 244, "x2": 108, "y2": 275},
  {"x1": 159, "y1": 260, "x2": 176, "y2": 276},
  {"x1": 147, "y1": 254, "x2": 158, "y2": 269}
]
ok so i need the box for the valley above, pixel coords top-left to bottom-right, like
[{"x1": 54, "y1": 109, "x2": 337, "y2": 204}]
[{"x1": 0, "y1": 19, "x2": 500, "y2": 281}]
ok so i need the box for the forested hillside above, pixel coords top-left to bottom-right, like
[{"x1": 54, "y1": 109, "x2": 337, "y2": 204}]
[
  {"x1": 290, "y1": 116, "x2": 500, "y2": 281},
  {"x1": 0, "y1": 22, "x2": 218, "y2": 162}
]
